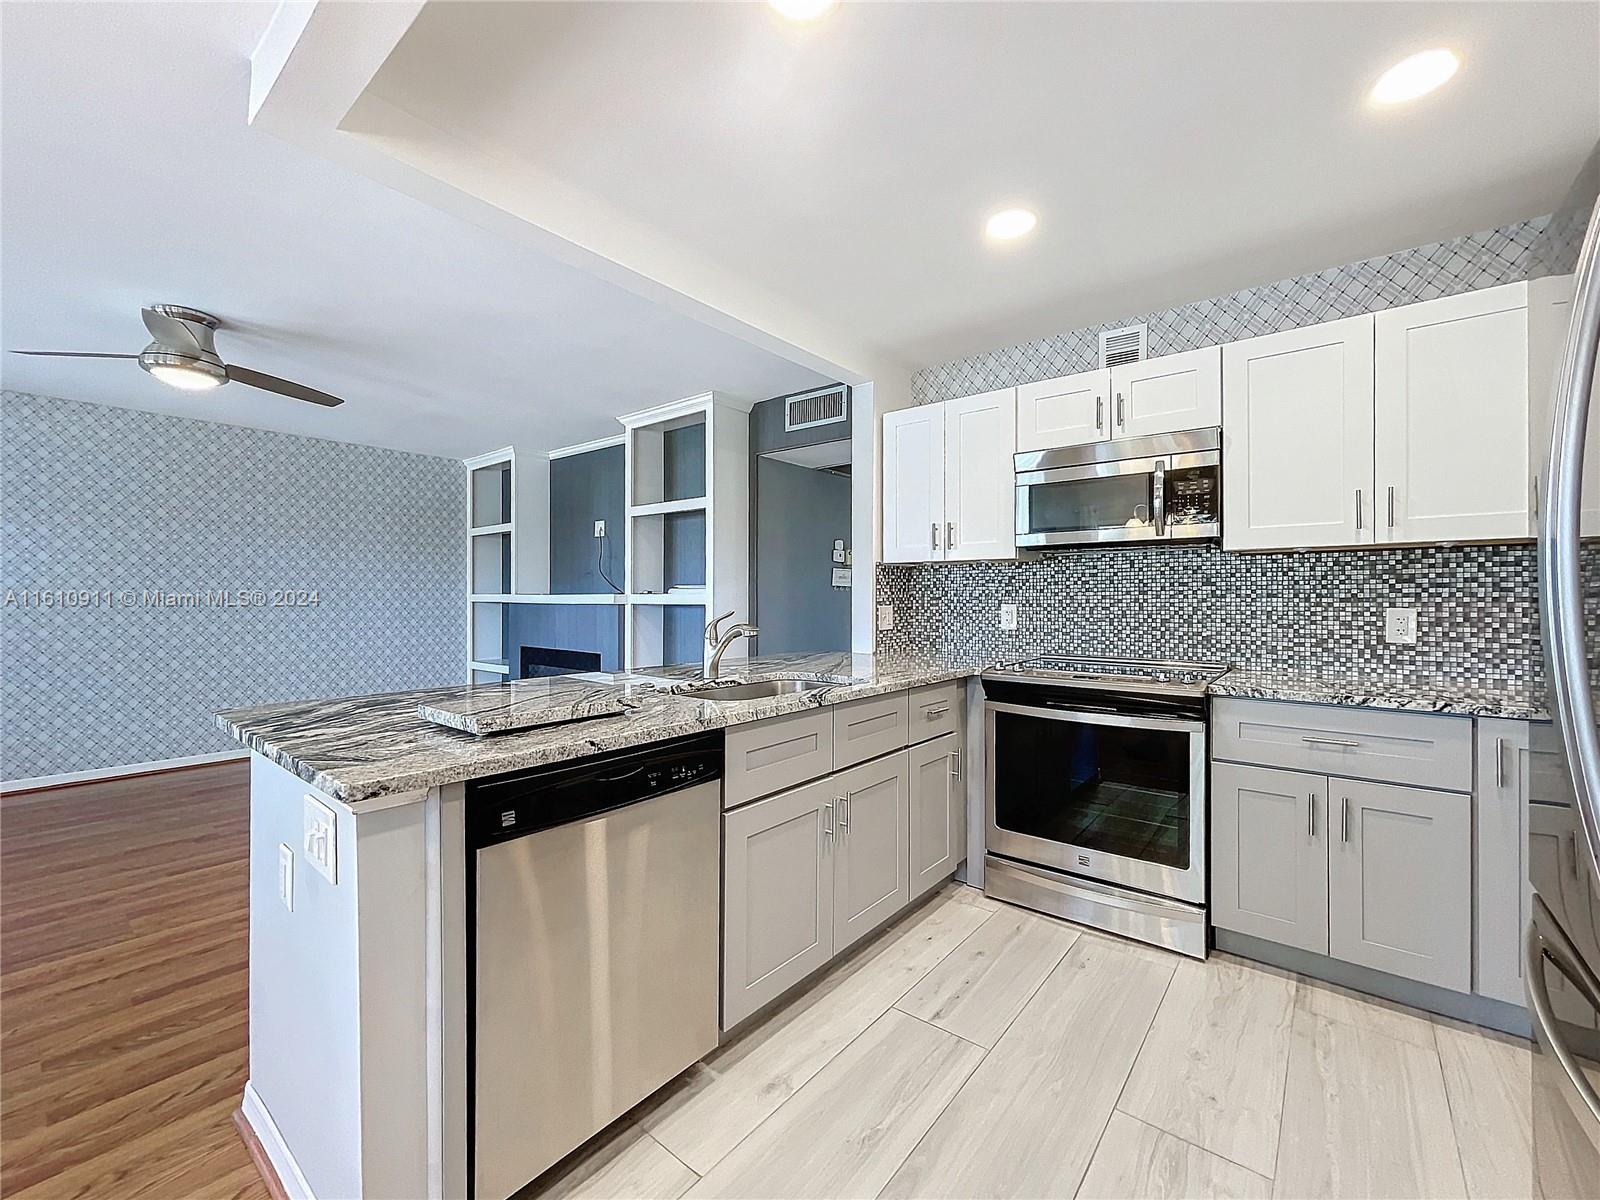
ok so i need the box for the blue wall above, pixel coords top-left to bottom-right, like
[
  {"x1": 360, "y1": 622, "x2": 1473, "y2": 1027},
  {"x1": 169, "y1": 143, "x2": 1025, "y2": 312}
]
[
  {"x1": 548, "y1": 445, "x2": 625, "y2": 594},
  {"x1": 507, "y1": 602, "x2": 624, "y2": 674},
  {"x1": 755, "y1": 457, "x2": 851, "y2": 653}
]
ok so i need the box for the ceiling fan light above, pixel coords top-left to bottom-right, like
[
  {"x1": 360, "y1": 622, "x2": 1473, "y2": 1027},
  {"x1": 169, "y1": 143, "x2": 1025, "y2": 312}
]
[{"x1": 148, "y1": 364, "x2": 223, "y2": 391}]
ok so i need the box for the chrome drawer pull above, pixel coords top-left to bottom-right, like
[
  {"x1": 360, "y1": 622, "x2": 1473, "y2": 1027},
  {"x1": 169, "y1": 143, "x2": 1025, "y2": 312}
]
[
  {"x1": 923, "y1": 705, "x2": 950, "y2": 718},
  {"x1": 1301, "y1": 736, "x2": 1360, "y2": 748}
]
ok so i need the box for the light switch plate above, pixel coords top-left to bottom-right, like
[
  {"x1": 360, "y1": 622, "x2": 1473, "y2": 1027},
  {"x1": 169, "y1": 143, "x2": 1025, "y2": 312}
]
[
  {"x1": 278, "y1": 843, "x2": 294, "y2": 912},
  {"x1": 999, "y1": 603, "x2": 1019, "y2": 631},
  {"x1": 303, "y1": 794, "x2": 338, "y2": 885},
  {"x1": 831, "y1": 567, "x2": 851, "y2": 588},
  {"x1": 877, "y1": 604, "x2": 895, "y2": 631},
  {"x1": 1384, "y1": 606, "x2": 1419, "y2": 645},
  {"x1": 832, "y1": 539, "x2": 846, "y2": 564}
]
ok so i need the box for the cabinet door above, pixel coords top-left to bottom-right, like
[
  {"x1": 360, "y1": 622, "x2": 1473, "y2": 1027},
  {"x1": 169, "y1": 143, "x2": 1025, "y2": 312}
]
[
  {"x1": 722, "y1": 779, "x2": 835, "y2": 1028},
  {"x1": 1375, "y1": 283, "x2": 1530, "y2": 543},
  {"x1": 1527, "y1": 275, "x2": 1600, "y2": 535},
  {"x1": 908, "y1": 733, "x2": 963, "y2": 903},
  {"x1": 1328, "y1": 778, "x2": 1471, "y2": 991},
  {"x1": 1016, "y1": 368, "x2": 1109, "y2": 451},
  {"x1": 881, "y1": 404, "x2": 945, "y2": 562},
  {"x1": 1111, "y1": 345, "x2": 1222, "y2": 439},
  {"x1": 1475, "y1": 719, "x2": 1530, "y2": 1006},
  {"x1": 1221, "y1": 314, "x2": 1375, "y2": 550},
  {"x1": 944, "y1": 388, "x2": 1018, "y2": 561},
  {"x1": 1210, "y1": 762, "x2": 1329, "y2": 954},
  {"x1": 832, "y1": 751, "x2": 910, "y2": 953}
]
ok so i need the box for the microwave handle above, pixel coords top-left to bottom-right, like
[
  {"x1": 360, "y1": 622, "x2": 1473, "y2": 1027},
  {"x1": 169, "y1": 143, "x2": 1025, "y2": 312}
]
[{"x1": 1153, "y1": 459, "x2": 1167, "y2": 537}]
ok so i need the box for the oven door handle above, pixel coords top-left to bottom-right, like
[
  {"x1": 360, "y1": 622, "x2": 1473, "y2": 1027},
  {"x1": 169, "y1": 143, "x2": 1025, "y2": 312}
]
[{"x1": 984, "y1": 699, "x2": 1206, "y2": 734}]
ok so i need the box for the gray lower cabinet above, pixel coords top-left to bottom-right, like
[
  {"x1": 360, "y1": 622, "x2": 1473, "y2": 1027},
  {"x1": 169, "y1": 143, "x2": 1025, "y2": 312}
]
[
  {"x1": 1211, "y1": 762, "x2": 1329, "y2": 954},
  {"x1": 831, "y1": 752, "x2": 911, "y2": 953},
  {"x1": 722, "y1": 778, "x2": 836, "y2": 1028},
  {"x1": 908, "y1": 732, "x2": 963, "y2": 903},
  {"x1": 1475, "y1": 719, "x2": 1531, "y2": 1005},
  {"x1": 1327, "y1": 778, "x2": 1472, "y2": 992},
  {"x1": 833, "y1": 692, "x2": 911, "y2": 770}
]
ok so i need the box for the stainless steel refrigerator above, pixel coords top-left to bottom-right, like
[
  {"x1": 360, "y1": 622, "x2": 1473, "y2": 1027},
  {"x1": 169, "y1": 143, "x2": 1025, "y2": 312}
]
[{"x1": 1532, "y1": 145, "x2": 1600, "y2": 1198}]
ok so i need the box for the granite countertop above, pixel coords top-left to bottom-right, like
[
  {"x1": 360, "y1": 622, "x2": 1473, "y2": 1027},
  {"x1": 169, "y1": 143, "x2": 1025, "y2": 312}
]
[
  {"x1": 215, "y1": 651, "x2": 983, "y2": 805},
  {"x1": 217, "y1": 648, "x2": 1544, "y2": 806},
  {"x1": 1209, "y1": 667, "x2": 1547, "y2": 721}
]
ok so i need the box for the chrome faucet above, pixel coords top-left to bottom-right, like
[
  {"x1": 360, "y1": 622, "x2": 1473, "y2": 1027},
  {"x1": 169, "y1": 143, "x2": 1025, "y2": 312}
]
[{"x1": 704, "y1": 610, "x2": 758, "y2": 679}]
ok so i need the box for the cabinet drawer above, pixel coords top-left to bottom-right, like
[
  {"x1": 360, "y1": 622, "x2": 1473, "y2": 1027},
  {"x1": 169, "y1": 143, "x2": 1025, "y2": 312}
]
[
  {"x1": 1211, "y1": 698, "x2": 1472, "y2": 792},
  {"x1": 832, "y1": 692, "x2": 911, "y2": 770},
  {"x1": 725, "y1": 708, "x2": 834, "y2": 810},
  {"x1": 909, "y1": 681, "x2": 962, "y2": 743}
]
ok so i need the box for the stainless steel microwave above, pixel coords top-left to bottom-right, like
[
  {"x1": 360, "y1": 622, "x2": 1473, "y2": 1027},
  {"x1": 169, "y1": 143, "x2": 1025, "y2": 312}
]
[{"x1": 1014, "y1": 427, "x2": 1221, "y2": 549}]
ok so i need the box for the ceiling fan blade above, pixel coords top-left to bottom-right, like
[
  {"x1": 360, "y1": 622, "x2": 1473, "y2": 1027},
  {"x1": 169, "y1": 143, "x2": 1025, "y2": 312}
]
[
  {"x1": 141, "y1": 306, "x2": 204, "y2": 352},
  {"x1": 226, "y1": 364, "x2": 344, "y2": 407},
  {"x1": 10, "y1": 350, "x2": 139, "y2": 359}
]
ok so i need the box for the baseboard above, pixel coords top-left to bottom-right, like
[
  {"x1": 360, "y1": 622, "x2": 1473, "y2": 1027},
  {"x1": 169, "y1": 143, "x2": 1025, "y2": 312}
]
[
  {"x1": 1, "y1": 750, "x2": 247, "y2": 795},
  {"x1": 1214, "y1": 928, "x2": 1533, "y2": 1039},
  {"x1": 240, "y1": 1082, "x2": 314, "y2": 1200}
]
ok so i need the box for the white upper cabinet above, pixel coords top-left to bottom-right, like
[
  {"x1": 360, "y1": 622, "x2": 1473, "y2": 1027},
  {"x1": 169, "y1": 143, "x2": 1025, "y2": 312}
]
[
  {"x1": 1016, "y1": 368, "x2": 1108, "y2": 451},
  {"x1": 944, "y1": 388, "x2": 1018, "y2": 560},
  {"x1": 881, "y1": 403, "x2": 946, "y2": 563},
  {"x1": 1222, "y1": 314, "x2": 1376, "y2": 551},
  {"x1": 1109, "y1": 345, "x2": 1223, "y2": 439},
  {"x1": 1374, "y1": 282, "x2": 1530, "y2": 544}
]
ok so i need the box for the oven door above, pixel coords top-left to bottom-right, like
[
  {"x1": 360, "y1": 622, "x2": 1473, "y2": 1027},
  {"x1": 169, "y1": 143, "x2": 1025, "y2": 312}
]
[{"x1": 985, "y1": 700, "x2": 1207, "y2": 903}]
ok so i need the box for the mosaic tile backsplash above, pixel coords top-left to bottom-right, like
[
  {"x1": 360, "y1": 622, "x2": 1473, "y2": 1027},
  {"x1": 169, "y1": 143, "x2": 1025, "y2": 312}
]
[
  {"x1": 876, "y1": 544, "x2": 1539, "y2": 688},
  {"x1": 1, "y1": 391, "x2": 468, "y2": 780}
]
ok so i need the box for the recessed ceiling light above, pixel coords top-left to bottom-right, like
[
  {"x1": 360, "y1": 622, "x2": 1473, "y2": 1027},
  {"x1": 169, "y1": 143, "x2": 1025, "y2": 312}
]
[
  {"x1": 1370, "y1": 48, "x2": 1460, "y2": 105},
  {"x1": 768, "y1": 0, "x2": 835, "y2": 22},
  {"x1": 985, "y1": 208, "x2": 1038, "y2": 242}
]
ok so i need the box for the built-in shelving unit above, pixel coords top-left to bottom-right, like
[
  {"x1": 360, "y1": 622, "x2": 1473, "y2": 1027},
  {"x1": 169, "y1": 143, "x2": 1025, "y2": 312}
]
[
  {"x1": 465, "y1": 448, "x2": 515, "y2": 683},
  {"x1": 621, "y1": 391, "x2": 751, "y2": 671}
]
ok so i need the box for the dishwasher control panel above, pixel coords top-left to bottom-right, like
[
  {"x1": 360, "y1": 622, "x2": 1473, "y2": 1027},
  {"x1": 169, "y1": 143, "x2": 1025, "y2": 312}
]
[{"x1": 466, "y1": 732, "x2": 724, "y2": 848}]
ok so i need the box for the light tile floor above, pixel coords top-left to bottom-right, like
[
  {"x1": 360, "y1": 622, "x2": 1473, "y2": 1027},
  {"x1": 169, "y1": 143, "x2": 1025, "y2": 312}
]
[{"x1": 527, "y1": 884, "x2": 1532, "y2": 1200}]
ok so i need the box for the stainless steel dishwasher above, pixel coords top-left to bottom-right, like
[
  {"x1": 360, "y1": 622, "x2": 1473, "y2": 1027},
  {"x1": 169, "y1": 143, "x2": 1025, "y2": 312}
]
[{"x1": 467, "y1": 732, "x2": 722, "y2": 1200}]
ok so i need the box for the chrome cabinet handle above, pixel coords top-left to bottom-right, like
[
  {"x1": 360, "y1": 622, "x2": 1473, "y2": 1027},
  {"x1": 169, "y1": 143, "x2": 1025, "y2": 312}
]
[
  {"x1": 931, "y1": 521, "x2": 939, "y2": 552},
  {"x1": 1116, "y1": 392, "x2": 1126, "y2": 428},
  {"x1": 1341, "y1": 796, "x2": 1350, "y2": 843},
  {"x1": 1308, "y1": 793, "x2": 1317, "y2": 837},
  {"x1": 924, "y1": 705, "x2": 950, "y2": 718},
  {"x1": 823, "y1": 802, "x2": 833, "y2": 845},
  {"x1": 950, "y1": 749, "x2": 962, "y2": 779},
  {"x1": 1095, "y1": 396, "x2": 1104, "y2": 432},
  {"x1": 838, "y1": 796, "x2": 848, "y2": 833},
  {"x1": 1387, "y1": 485, "x2": 1396, "y2": 529},
  {"x1": 1355, "y1": 488, "x2": 1364, "y2": 531},
  {"x1": 947, "y1": 521, "x2": 955, "y2": 550},
  {"x1": 1153, "y1": 460, "x2": 1167, "y2": 537},
  {"x1": 1496, "y1": 736, "x2": 1508, "y2": 788},
  {"x1": 1301, "y1": 736, "x2": 1360, "y2": 748}
]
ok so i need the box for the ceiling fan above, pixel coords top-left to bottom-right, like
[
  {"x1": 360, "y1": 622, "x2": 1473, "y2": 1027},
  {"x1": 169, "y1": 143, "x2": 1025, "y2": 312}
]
[{"x1": 11, "y1": 305, "x2": 345, "y2": 407}]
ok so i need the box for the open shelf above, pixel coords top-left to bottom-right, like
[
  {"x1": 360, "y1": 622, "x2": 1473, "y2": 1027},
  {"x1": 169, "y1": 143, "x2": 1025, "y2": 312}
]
[
  {"x1": 628, "y1": 497, "x2": 707, "y2": 517},
  {"x1": 468, "y1": 659, "x2": 510, "y2": 674},
  {"x1": 470, "y1": 592, "x2": 625, "y2": 606},
  {"x1": 627, "y1": 590, "x2": 709, "y2": 606},
  {"x1": 468, "y1": 521, "x2": 512, "y2": 536}
]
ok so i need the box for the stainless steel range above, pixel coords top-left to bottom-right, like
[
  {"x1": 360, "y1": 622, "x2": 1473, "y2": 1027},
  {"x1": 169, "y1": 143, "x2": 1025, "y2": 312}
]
[{"x1": 981, "y1": 655, "x2": 1228, "y2": 958}]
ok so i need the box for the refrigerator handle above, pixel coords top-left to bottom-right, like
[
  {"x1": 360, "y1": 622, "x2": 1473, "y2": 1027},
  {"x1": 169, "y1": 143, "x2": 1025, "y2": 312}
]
[
  {"x1": 1540, "y1": 192, "x2": 1600, "y2": 885},
  {"x1": 1526, "y1": 895, "x2": 1600, "y2": 1126}
]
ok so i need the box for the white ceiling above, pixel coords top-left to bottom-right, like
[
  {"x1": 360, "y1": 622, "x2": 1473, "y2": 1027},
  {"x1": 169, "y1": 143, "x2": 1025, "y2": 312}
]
[
  {"x1": 367, "y1": 0, "x2": 1600, "y2": 368},
  {"x1": 0, "y1": 3, "x2": 831, "y2": 460}
]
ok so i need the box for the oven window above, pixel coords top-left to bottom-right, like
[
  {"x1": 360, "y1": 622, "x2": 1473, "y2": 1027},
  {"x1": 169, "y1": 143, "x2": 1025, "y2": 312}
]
[
  {"x1": 1024, "y1": 474, "x2": 1154, "y2": 534},
  {"x1": 992, "y1": 710, "x2": 1192, "y2": 868}
]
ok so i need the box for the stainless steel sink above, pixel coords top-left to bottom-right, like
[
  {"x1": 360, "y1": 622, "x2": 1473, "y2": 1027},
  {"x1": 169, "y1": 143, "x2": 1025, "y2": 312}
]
[{"x1": 675, "y1": 678, "x2": 834, "y2": 701}]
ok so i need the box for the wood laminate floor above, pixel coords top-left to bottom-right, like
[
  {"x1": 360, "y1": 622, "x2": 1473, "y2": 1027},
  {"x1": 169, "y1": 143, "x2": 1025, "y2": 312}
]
[
  {"x1": 543, "y1": 886, "x2": 1536, "y2": 1200},
  {"x1": 1, "y1": 761, "x2": 269, "y2": 1200}
]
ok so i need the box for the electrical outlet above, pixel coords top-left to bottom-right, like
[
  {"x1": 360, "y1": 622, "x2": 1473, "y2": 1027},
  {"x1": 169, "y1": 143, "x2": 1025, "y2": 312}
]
[
  {"x1": 877, "y1": 603, "x2": 895, "y2": 631},
  {"x1": 278, "y1": 844, "x2": 294, "y2": 912},
  {"x1": 999, "y1": 603, "x2": 1019, "y2": 631},
  {"x1": 303, "y1": 794, "x2": 338, "y2": 885},
  {"x1": 1385, "y1": 606, "x2": 1419, "y2": 645},
  {"x1": 593, "y1": 520, "x2": 606, "y2": 539}
]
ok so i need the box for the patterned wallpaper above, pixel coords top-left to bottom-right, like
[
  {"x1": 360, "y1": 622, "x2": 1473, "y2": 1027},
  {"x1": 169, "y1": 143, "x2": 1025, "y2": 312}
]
[
  {"x1": 1, "y1": 391, "x2": 467, "y2": 780},
  {"x1": 877, "y1": 545, "x2": 1538, "y2": 688},
  {"x1": 887, "y1": 217, "x2": 1551, "y2": 686},
  {"x1": 912, "y1": 217, "x2": 1547, "y2": 405}
]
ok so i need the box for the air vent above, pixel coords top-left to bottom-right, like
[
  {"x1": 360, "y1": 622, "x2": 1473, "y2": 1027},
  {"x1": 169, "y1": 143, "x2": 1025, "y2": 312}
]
[
  {"x1": 1098, "y1": 324, "x2": 1147, "y2": 368},
  {"x1": 784, "y1": 385, "x2": 849, "y2": 432}
]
